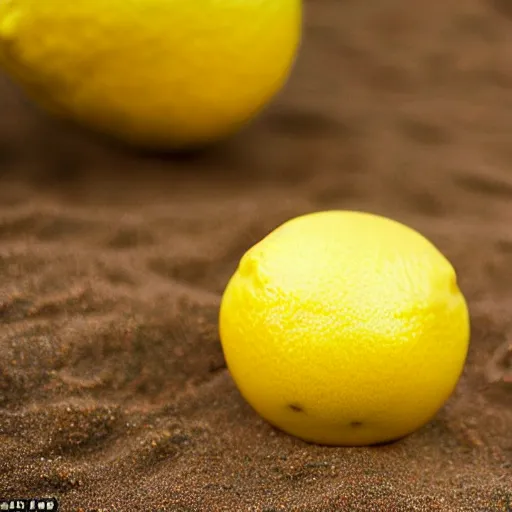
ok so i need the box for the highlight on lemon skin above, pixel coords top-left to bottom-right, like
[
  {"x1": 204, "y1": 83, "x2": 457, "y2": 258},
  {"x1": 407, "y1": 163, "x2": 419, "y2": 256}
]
[
  {"x1": 0, "y1": 0, "x2": 301, "y2": 149},
  {"x1": 219, "y1": 210, "x2": 470, "y2": 447}
]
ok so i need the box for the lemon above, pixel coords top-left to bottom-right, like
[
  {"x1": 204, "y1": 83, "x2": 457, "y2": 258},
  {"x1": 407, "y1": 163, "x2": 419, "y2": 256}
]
[
  {"x1": 0, "y1": 0, "x2": 300, "y2": 149},
  {"x1": 219, "y1": 210, "x2": 470, "y2": 446}
]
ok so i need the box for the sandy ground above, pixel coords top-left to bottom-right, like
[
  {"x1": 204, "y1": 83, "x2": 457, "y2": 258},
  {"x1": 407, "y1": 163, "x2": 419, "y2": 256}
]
[{"x1": 0, "y1": 0, "x2": 511, "y2": 510}]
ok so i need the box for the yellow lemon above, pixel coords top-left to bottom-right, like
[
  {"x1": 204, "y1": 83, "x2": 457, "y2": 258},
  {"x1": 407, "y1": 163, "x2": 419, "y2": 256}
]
[
  {"x1": 0, "y1": 0, "x2": 300, "y2": 149},
  {"x1": 219, "y1": 210, "x2": 470, "y2": 446}
]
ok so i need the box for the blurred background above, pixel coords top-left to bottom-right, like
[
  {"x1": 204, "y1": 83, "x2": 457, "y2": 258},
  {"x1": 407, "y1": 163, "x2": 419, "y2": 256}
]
[{"x1": 1, "y1": 1, "x2": 511, "y2": 510}]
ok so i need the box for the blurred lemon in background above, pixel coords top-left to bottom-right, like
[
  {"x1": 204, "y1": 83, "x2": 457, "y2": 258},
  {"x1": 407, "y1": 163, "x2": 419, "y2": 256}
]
[
  {"x1": 219, "y1": 210, "x2": 470, "y2": 446},
  {"x1": 0, "y1": 0, "x2": 301, "y2": 148}
]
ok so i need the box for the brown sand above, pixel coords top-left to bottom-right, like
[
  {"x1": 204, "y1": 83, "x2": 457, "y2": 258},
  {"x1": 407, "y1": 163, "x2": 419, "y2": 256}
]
[{"x1": 1, "y1": 0, "x2": 511, "y2": 510}]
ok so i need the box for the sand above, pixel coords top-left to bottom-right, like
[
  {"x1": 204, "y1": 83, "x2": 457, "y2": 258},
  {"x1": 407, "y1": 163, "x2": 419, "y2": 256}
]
[{"x1": 0, "y1": 0, "x2": 511, "y2": 510}]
